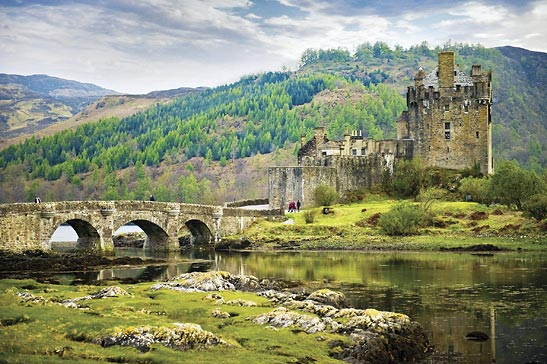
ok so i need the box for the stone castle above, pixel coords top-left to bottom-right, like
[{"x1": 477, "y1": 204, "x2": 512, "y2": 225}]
[{"x1": 268, "y1": 51, "x2": 493, "y2": 209}]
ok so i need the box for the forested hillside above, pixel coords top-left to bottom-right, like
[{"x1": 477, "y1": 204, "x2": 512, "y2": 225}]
[
  {"x1": 0, "y1": 72, "x2": 404, "y2": 203},
  {"x1": 0, "y1": 42, "x2": 545, "y2": 203}
]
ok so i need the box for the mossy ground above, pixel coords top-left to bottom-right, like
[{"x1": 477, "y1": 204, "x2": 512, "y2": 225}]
[
  {"x1": 0, "y1": 279, "x2": 346, "y2": 364},
  {"x1": 240, "y1": 196, "x2": 547, "y2": 251}
]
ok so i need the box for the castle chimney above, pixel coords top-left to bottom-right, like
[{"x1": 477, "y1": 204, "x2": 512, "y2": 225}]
[
  {"x1": 438, "y1": 51, "x2": 455, "y2": 89},
  {"x1": 314, "y1": 127, "x2": 325, "y2": 142},
  {"x1": 314, "y1": 127, "x2": 325, "y2": 157},
  {"x1": 414, "y1": 67, "x2": 426, "y2": 87},
  {"x1": 471, "y1": 64, "x2": 482, "y2": 76}
]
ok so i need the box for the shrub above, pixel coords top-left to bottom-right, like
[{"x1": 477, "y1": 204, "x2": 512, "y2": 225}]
[
  {"x1": 342, "y1": 189, "x2": 367, "y2": 203},
  {"x1": 412, "y1": 187, "x2": 446, "y2": 227},
  {"x1": 303, "y1": 210, "x2": 316, "y2": 224},
  {"x1": 458, "y1": 177, "x2": 492, "y2": 205},
  {"x1": 314, "y1": 185, "x2": 339, "y2": 207},
  {"x1": 392, "y1": 158, "x2": 428, "y2": 199},
  {"x1": 378, "y1": 202, "x2": 424, "y2": 236},
  {"x1": 523, "y1": 194, "x2": 547, "y2": 221},
  {"x1": 490, "y1": 160, "x2": 546, "y2": 210}
]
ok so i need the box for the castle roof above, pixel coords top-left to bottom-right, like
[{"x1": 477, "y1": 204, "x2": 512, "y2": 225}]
[{"x1": 423, "y1": 66, "x2": 474, "y2": 90}]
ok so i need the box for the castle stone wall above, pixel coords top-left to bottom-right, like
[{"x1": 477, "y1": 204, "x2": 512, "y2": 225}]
[
  {"x1": 268, "y1": 166, "x2": 337, "y2": 209},
  {"x1": 268, "y1": 154, "x2": 394, "y2": 208}
]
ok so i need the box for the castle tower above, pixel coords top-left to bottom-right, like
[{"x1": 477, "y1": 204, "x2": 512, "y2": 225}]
[{"x1": 397, "y1": 51, "x2": 493, "y2": 175}]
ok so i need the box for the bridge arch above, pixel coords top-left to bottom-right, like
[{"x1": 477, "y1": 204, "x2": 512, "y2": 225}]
[
  {"x1": 60, "y1": 219, "x2": 102, "y2": 251},
  {"x1": 184, "y1": 219, "x2": 213, "y2": 246},
  {"x1": 114, "y1": 219, "x2": 171, "y2": 251}
]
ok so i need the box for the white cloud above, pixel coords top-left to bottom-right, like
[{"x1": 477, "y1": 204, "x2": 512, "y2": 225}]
[{"x1": 0, "y1": 0, "x2": 545, "y2": 93}]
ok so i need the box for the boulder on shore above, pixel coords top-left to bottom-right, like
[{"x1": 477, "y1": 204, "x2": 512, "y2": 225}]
[{"x1": 96, "y1": 323, "x2": 226, "y2": 352}]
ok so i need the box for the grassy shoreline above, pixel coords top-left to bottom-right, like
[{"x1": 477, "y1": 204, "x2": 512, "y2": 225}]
[{"x1": 231, "y1": 197, "x2": 547, "y2": 252}]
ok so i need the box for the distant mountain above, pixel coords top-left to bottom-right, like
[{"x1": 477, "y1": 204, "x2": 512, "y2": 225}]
[
  {"x1": 0, "y1": 74, "x2": 206, "y2": 145},
  {"x1": 0, "y1": 73, "x2": 118, "y2": 140},
  {"x1": 0, "y1": 74, "x2": 118, "y2": 99}
]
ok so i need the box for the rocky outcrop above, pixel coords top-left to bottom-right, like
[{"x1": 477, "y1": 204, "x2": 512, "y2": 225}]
[
  {"x1": 151, "y1": 271, "x2": 282, "y2": 292},
  {"x1": 17, "y1": 286, "x2": 129, "y2": 309},
  {"x1": 151, "y1": 272, "x2": 431, "y2": 363},
  {"x1": 95, "y1": 323, "x2": 226, "y2": 352},
  {"x1": 253, "y1": 296, "x2": 430, "y2": 363},
  {"x1": 307, "y1": 288, "x2": 348, "y2": 308}
]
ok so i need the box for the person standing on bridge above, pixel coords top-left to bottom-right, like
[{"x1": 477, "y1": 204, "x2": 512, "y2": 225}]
[
  {"x1": 149, "y1": 195, "x2": 155, "y2": 201},
  {"x1": 34, "y1": 196, "x2": 41, "y2": 203}
]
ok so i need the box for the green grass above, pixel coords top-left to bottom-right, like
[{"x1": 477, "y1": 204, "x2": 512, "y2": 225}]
[
  {"x1": 0, "y1": 280, "x2": 343, "y2": 364},
  {"x1": 241, "y1": 195, "x2": 547, "y2": 251}
]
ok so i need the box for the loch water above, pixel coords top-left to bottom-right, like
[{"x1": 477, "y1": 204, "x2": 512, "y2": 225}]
[{"x1": 43, "y1": 243, "x2": 547, "y2": 364}]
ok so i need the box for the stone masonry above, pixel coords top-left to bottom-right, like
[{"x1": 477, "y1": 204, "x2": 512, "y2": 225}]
[{"x1": 398, "y1": 51, "x2": 493, "y2": 175}]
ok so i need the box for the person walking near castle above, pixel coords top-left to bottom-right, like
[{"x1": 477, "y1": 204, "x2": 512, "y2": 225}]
[
  {"x1": 288, "y1": 201, "x2": 296, "y2": 212},
  {"x1": 296, "y1": 200, "x2": 301, "y2": 212}
]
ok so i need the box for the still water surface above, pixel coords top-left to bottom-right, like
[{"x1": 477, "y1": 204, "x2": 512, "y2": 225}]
[{"x1": 49, "y1": 226, "x2": 546, "y2": 364}]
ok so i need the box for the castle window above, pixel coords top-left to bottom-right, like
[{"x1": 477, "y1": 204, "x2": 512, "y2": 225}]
[
  {"x1": 447, "y1": 147, "x2": 450, "y2": 152},
  {"x1": 456, "y1": 84, "x2": 461, "y2": 92},
  {"x1": 444, "y1": 104, "x2": 450, "y2": 111},
  {"x1": 464, "y1": 104, "x2": 469, "y2": 113},
  {"x1": 352, "y1": 149, "x2": 357, "y2": 156},
  {"x1": 445, "y1": 122, "x2": 451, "y2": 140},
  {"x1": 361, "y1": 148, "x2": 366, "y2": 155},
  {"x1": 322, "y1": 151, "x2": 327, "y2": 156},
  {"x1": 476, "y1": 131, "x2": 479, "y2": 138}
]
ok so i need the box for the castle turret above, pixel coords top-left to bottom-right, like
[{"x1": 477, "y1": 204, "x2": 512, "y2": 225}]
[{"x1": 401, "y1": 51, "x2": 493, "y2": 175}]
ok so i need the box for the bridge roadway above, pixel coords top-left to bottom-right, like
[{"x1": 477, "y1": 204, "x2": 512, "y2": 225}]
[{"x1": 0, "y1": 200, "x2": 280, "y2": 253}]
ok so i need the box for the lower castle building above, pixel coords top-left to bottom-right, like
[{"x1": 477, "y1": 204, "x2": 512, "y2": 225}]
[{"x1": 268, "y1": 51, "x2": 493, "y2": 209}]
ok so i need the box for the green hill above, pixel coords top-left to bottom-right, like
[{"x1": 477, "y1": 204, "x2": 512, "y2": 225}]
[{"x1": 0, "y1": 42, "x2": 545, "y2": 203}]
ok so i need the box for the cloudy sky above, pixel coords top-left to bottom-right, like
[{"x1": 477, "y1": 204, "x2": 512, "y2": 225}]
[{"x1": 1, "y1": 0, "x2": 546, "y2": 94}]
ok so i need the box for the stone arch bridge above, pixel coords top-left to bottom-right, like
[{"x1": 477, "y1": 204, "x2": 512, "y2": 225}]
[{"x1": 0, "y1": 201, "x2": 279, "y2": 253}]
